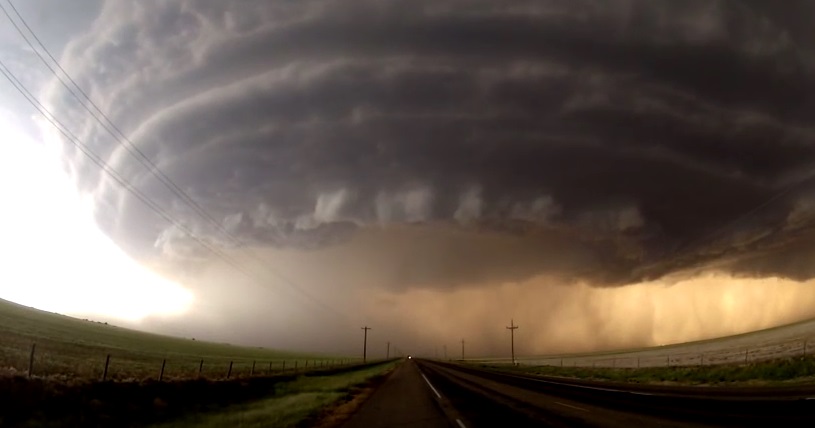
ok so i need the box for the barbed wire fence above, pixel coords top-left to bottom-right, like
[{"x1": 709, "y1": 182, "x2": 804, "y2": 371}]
[{"x1": 1, "y1": 341, "x2": 363, "y2": 382}]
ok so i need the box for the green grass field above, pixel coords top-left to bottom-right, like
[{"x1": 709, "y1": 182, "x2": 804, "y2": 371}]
[
  {"x1": 153, "y1": 360, "x2": 400, "y2": 428},
  {"x1": 0, "y1": 298, "x2": 350, "y2": 381},
  {"x1": 479, "y1": 355, "x2": 815, "y2": 385}
]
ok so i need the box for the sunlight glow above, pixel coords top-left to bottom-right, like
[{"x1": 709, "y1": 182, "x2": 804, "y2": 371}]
[{"x1": 0, "y1": 114, "x2": 193, "y2": 322}]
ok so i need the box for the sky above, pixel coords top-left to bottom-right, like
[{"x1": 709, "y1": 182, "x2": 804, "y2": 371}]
[{"x1": 2, "y1": 0, "x2": 815, "y2": 358}]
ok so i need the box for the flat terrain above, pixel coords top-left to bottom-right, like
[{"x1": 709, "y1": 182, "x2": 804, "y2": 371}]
[
  {"x1": 155, "y1": 360, "x2": 400, "y2": 428},
  {"x1": 476, "y1": 354, "x2": 815, "y2": 386},
  {"x1": 0, "y1": 298, "x2": 347, "y2": 380},
  {"x1": 341, "y1": 360, "x2": 450, "y2": 428},
  {"x1": 472, "y1": 317, "x2": 815, "y2": 369},
  {"x1": 414, "y1": 360, "x2": 815, "y2": 427},
  {"x1": 0, "y1": 359, "x2": 398, "y2": 427}
]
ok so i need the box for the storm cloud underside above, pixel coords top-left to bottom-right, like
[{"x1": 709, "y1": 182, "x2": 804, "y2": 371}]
[{"x1": 38, "y1": 1, "x2": 815, "y2": 353}]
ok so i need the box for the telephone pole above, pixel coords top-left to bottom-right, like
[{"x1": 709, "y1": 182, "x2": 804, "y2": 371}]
[
  {"x1": 361, "y1": 326, "x2": 371, "y2": 363},
  {"x1": 386, "y1": 341, "x2": 390, "y2": 359},
  {"x1": 461, "y1": 339, "x2": 465, "y2": 360},
  {"x1": 506, "y1": 319, "x2": 519, "y2": 364}
]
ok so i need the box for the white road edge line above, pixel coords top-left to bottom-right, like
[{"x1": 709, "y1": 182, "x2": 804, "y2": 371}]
[
  {"x1": 456, "y1": 418, "x2": 467, "y2": 428},
  {"x1": 554, "y1": 401, "x2": 588, "y2": 412},
  {"x1": 421, "y1": 373, "x2": 442, "y2": 398}
]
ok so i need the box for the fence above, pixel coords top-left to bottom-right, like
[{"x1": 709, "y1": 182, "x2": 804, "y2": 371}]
[
  {"x1": 1, "y1": 341, "x2": 358, "y2": 382},
  {"x1": 470, "y1": 338, "x2": 813, "y2": 369}
]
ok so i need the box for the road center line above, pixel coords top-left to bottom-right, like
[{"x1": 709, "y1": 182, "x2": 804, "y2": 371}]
[
  {"x1": 554, "y1": 401, "x2": 588, "y2": 412},
  {"x1": 421, "y1": 373, "x2": 442, "y2": 398},
  {"x1": 456, "y1": 418, "x2": 466, "y2": 428}
]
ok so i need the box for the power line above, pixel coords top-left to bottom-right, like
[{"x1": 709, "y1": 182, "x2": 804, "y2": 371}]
[
  {"x1": 2, "y1": 0, "x2": 234, "y2": 245},
  {"x1": 669, "y1": 183, "x2": 806, "y2": 261},
  {"x1": 0, "y1": 59, "x2": 339, "y2": 324},
  {"x1": 1, "y1": 1, "x2": 348, "y2": 320},
  {"x1": 627, "y1": 174, "x2": 815, "y2": 282},
  {"x1": 361, "y1": 326, "x2": 371, "y2": 363},
  {"x1": 0, "y1": 61, "x2": 246, "y2": 276},
  {"x1": 506, "y1": 319, "x2": 518, "y2": 364}
]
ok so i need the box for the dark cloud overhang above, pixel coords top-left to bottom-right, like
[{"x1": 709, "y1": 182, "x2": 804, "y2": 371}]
[{"x1": 52, "y1": 0, "x2": 815, "y2": 288}]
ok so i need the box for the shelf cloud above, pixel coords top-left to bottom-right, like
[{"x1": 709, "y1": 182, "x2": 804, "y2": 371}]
[{"x1": 32, "y1": 0, "x2": 815, "y2": 352}]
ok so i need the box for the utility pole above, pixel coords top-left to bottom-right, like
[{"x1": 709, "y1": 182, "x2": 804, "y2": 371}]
[
  {"x1": 461, "y1": 339, "x2": 465, "y2": 360},
  {"x1": 387, "y1": 341, "x2": 390, "y2": 359},
  {"x1": 361, "y1": 326, "x2": 371, "y2": 363},
  {"x1": 506, "y1": 319, "x2": 519, "y2": 364}
]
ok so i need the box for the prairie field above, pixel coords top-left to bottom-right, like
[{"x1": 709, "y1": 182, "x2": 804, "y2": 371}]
[
  {"x1": 0, "y1": 298, "x2": 349, "y2": 381},
  {"x1": 470, "y1": 317, "x2": 815, "y2": 378}
]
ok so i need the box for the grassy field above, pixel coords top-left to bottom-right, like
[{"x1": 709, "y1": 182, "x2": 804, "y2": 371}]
[
  {"x1": 478, "y1": 355, "x2": 815, "y2": 386},
  {"x1": 153, "y1": 360, "x2": 400, "y2": 428},
  {"x1": 0, "y1": 298, "x2": 349, "y2": 381},
  {"x1": 0, "y1": 359, "x2": 400, "y2": 427},
  {"x1": 470, "y1": 316, "x2": 815, "y2": 369}
]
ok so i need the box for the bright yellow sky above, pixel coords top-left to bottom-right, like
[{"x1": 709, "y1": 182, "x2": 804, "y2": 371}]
[{"x1": 0, "y1": 115, "x2": 193, "y2": 322}]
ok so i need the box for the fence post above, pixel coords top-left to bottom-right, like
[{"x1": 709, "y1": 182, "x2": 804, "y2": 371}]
[
  {"x1": 294, "y1": 361, "x2": 298, "y2": 374},
  {"x1": 305, "y1": 360, "x2": 309, "y2": 370},
  {"x1": 28, "y1": 343, "x2": 36, "y2": 378},
  {"x1": 199, "y1": 359, "x2": 204, "y2": 377},
  {"x1": 251, "y1": 361, "x2": 256, "y2": 376},
  {"x1": 159, "y1": 359, "x2": 166, "y2": 381},
  {"x1": 282, "y1": 361, "x2": 286, "y2": 372},
  {"x1": 102, "y1": 354, "x2": 111, "y2": 381},
  {"x1": 227, "y1": 361, "x2": 233, "y2": 379}
]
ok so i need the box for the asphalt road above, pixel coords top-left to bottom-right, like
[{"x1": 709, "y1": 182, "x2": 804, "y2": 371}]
[
  {"x1": 341, "y1": 360, "x2": 452, "y2": 428},
  {"x1": 344, "y1": 359, "x2": 815, "y2": 427}
]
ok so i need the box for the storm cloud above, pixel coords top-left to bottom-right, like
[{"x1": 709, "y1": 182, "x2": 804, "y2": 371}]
[{"x1": 47, "y1": 0, "x2": 815, "y2": 295}]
